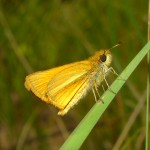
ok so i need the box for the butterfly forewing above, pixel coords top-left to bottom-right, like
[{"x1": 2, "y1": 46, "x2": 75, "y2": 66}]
[
  {"x1": 25, "y1": 60, "x2": 92, "y2": 107},
  {"x1": 25, "y1": 62, "x2": 86, "y2": 103},
  {"x1": 46, "y1": 61, "x2": 92, "y2": 109},
  {"x1": 47, "y1": 61, "x2": 91, "y2": 94}
]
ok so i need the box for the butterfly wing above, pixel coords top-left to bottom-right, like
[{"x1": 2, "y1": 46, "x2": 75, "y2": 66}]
[
  {"x1": 25, "y1": 62, "x2": 84, "y2": 102},
  {"x1": 46, "y1": 61, "x2": 92, "y2": 114},
  {"x1": 25, "y1": 61, "x2": 91, "y2": 106},
  {"x1": 50, "y1": 74, "x2": 90, "y2": 115}
]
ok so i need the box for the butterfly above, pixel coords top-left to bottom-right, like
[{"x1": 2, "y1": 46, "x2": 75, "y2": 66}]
[{"x1": 25, "y1": 44, "x2": 120, "y2": 115}]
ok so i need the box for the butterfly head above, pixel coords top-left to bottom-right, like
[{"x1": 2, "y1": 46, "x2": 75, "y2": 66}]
[{"x1": 99, "y1": 50, "x2": 112, "y2": 67}]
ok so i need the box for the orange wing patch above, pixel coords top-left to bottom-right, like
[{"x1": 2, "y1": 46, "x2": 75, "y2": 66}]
[{"x1": 25, "y1": 61, "x2": 91, "y2": 106}]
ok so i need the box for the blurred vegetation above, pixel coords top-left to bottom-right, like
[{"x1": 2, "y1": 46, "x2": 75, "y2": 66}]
[{"x1": 0, "y1": 0, "x2": 149, "y2": 150}]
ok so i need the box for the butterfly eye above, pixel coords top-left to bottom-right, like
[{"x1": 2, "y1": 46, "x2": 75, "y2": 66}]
[{"x1": 100, "y1": 54, "x2": 106, "y2": 62}]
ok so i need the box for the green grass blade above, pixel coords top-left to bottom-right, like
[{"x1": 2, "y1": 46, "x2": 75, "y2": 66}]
[
  {"x1": 146, "y1": 50, "x2": 150, "y2": 150},
  {"x1": 146, "y1": 1, "x2": 150, "y2": 149},
  {"x1": 60, "y1": 41, "x2": 150, "y2": 150}
]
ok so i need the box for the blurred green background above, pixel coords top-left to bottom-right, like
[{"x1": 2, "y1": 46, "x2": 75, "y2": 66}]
[{"x1": 0, "y1": 0, "x2": 149, "y2": 150}]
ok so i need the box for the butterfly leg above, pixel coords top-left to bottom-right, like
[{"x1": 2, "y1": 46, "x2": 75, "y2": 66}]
[
  {"x1": 107, "y1": 67, "x2": 119, "y2": 76},
  {"x1": 103, "y1": 74, "x2": 116, "y2": 94},
  {"x1": 93, "y1": 81, "x2": 104, "y2": 103},
  {"x1": 107, "y1": 67, "x2": 126, "y2": 81},
  {"x1": 101, "y1": 84, "x2": 105, "y2": 93},
  {"x1": 92, "y1": 88, "x2": 98, "y2": 102}
]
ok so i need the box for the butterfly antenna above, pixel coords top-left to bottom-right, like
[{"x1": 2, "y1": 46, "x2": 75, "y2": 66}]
[{"x1": 109, "y1": 42, "x2": 121, "y2": 51}]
